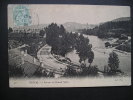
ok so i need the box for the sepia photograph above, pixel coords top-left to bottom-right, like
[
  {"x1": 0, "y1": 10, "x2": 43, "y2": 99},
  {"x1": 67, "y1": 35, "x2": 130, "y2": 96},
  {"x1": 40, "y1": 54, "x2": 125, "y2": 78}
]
[{"x1": 8, "y1": 4, "x2": 131, "y2": 87}]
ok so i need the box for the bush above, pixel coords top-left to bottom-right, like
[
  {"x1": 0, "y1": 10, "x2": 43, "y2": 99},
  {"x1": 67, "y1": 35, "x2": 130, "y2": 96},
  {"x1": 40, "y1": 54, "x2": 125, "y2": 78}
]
[
  {"x1": 64, "y1": 64, "x2": 99, "y2": 77},
  {"x1": 8, "y1": 40, "x2": 22, "y2": 49},
  {"x1": 108, "y1": 52, "x2": 120, "y2": 75},
  {"x1": 64, "y1": 65, "x2": 79, "y2": 77},
  {"x1": 105, "y1": 42, "x2": 111, "y2": 47},
  {"x1": 33, "y1": 68, "x2": 47, "y2": 77},
  {"x1": 81, "y1": 65, "x2": 98, "y2": 76},
  {"x1": 115, "y1": 44, "x2": 131, "y2": 52},
  {"x1": 9, "y1": 65, "x2": 24, "y2": 77},
  {"x1": 47, "y1": 72, "x2": 55, "y2": 77}
]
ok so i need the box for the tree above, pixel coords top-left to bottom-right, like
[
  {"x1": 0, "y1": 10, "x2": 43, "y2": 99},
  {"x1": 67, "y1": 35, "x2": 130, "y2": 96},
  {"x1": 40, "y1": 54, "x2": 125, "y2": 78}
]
[
  {"x1": 45, "y1": 23, "x2": 60, "y2": 49},
  {"x1": 76, "y1": 34, "x2": 88, "y2": 63},
  {"x1": 76, "y1": 34, "x2": 93, "y2": 65},
  {"x1": 22, "y1": 30, "x2": 28, "y2": 43},
  {"x1": 33, "y1": 68, "x2": 47, "y2": 77},
  {"x1": 105, "y1": 42, "x2": 111, "y2": 47},
  {"x1": 58, "y1": 33, "x2": 75, "y2": 56},
  {"x1": 8, "y1": 27, "x2": 13, "y2": 33},
  {"x1": 48, "y1": 71, "x2": 54, "y2": 77},
  {"x1": 59, "y1": 25, "x2": 66, "y2": 35},
  {"x1": 45, "y1": 23, "x2": 74, "y2": 56},
  {"x1": 39, "y1": 30, "x2": 45, "y2": 37},
  {"x1": 87, "y1": 50, "x2": 94, "y2": 67},
  {"x1": 80, "y1": 20, "x2": 131, "y2": 38},
  {"x1": 108, "y1": 52, "x2": 120, "y2": 73},
  {"x1": 9, "y1": 65, "x2": 24, "y2": 77},
  {"x1": 64, "y1": 65, "x2": 78, "y2": 77}
]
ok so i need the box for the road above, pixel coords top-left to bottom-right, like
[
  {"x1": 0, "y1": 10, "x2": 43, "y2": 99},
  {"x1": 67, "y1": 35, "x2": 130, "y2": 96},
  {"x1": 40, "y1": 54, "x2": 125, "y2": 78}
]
[{"x1": 37, "y1": 44, "x2": 68, "y2": 75}]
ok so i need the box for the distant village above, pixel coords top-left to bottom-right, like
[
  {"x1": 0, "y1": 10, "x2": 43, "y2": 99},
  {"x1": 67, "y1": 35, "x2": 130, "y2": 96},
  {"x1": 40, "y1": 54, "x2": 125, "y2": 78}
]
[{"x1": 12, "y1": 25, "x2": 45, "y2": 34}]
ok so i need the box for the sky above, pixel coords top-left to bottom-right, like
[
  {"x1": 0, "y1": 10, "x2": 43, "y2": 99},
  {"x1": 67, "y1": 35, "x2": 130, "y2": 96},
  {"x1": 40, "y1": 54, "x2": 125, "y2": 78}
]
[{"x1": 8, "y1": 4, "x2": 130, "y2": 27}]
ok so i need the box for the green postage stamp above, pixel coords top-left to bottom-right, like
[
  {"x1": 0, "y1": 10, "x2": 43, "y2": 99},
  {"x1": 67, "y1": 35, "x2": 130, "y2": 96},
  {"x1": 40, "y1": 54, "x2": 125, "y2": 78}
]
[{"x1": 13, "y1": 5, "x2": 32, "y2": 26}]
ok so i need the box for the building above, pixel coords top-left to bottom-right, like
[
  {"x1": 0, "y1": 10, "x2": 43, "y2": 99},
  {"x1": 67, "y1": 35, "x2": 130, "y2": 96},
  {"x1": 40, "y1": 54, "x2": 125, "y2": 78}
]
[
  {"x1": 8, "y1": 46, "x2": 66, "y2": 78},
  {"x1": 12, "y1": 25, "x2": 45, "y2": 33},
  {"x1": 8, "y1": 47, "x2": 41, "y2": 77}
]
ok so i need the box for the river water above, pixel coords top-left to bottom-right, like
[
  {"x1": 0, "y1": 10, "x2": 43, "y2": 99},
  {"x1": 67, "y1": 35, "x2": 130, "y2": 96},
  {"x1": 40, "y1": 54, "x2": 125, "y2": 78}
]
[{"x1": 66, "y1": 34, "x2": 131, "y2": 75}]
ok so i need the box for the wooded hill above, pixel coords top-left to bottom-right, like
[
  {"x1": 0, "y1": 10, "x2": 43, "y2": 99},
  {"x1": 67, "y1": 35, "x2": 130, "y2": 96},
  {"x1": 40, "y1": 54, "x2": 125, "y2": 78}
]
[{"x1": 79, "y1": 17, "x2": 131, "y2": 38}]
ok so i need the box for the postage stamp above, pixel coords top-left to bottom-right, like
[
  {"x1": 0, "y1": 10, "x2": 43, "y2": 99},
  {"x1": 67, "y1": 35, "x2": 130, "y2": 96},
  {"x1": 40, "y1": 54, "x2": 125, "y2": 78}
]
[{"x1": 13, "y1": 5, "x2": 32, "y2": 26}]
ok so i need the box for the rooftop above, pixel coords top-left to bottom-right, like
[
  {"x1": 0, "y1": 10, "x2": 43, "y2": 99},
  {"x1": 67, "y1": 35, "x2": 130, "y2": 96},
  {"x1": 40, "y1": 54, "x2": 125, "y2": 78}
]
[{"x1": 8, "y1": 48, "x2": 40, "y2": 77}]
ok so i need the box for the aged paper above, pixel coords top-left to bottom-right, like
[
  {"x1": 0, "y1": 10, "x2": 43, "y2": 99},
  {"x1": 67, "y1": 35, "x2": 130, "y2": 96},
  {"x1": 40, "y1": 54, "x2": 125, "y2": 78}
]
[{"x1": 8, "y1": 4, "x2": 131, "y2": 87}]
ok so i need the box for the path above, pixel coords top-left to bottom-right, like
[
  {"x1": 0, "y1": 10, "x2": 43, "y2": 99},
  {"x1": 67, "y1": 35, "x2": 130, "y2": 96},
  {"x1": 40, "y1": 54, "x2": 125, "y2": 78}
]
[{"x1": 37, "y1": 44, "x2": 68, "y2": 75}]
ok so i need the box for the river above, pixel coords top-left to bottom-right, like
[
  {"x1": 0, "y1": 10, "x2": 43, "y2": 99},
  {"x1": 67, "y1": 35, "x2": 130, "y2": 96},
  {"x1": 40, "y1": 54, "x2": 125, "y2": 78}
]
[{"x1": 66, "y1": 35, "x2": 131, "y2": 75}]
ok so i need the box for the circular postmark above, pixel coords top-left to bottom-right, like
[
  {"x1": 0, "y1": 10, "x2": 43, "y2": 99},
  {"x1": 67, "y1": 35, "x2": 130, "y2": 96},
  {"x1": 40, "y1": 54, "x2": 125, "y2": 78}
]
[{"x1": 13, "y1": 5, "x2": 32, "y2": 26}]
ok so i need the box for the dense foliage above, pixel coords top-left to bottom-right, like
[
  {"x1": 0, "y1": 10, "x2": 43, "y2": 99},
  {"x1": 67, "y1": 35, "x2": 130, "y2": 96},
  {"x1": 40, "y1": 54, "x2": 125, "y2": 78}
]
[
  {"x1": 8, "y1": 27, "x2": 13, "y2": 33},
  {"x1": 45, "y1": 23, "x2": 94, "y2": 66},
  {"x1": 79, "y1": 20, "x2": 131, "y2": 38},
  {"x1": 46, "y1": 23, "x2": 72, "y2": 56},
  {"x1": 115, "y1": 42, "x2": 131, "y2": 52},
  {"x1": 33, "y1": 68, "x2": 54, "y2": 77},
  {"x1": 9, "y1": 65, "x2": 24, "y2": 77},
  {"x1": 39, "y1": 30, "x2": 45, "y2": 37},
  {"x1": 8, "y1": 29, "x2": 46, "y2": 58},
  {"x1": 108, "y1": 52, "x2": 120, "y2": 74},
  {"x1": 64, "y1": 64, "x2": 98, "y2": 77}
]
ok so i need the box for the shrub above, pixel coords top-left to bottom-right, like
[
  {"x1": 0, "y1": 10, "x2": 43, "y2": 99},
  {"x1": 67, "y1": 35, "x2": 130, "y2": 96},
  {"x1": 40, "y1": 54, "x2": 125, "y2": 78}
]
[
  {"x1": 108, "y1": 52, "x2": 121, "y2": 75},
  {"x1": 81, "y1": 65, "x2": 98, "y2": 76},
  {"x1": 33, "y1": 68, "x2": 47, "y2": 77},
  {"x1": 9, "y1": 65, "x2": 24, "y2": 77},
  {"x1": 64, "y1": 65, "x2": 79, "y2": 77}
]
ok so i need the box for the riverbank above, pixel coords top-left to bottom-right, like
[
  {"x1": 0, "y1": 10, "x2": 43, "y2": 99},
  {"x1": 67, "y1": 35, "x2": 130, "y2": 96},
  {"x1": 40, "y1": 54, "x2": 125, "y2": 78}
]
[
  {"x1": 36, "y1": 44, "x2": 127, "y2": 78},
  {"x1": 66, "y1": 35, "x2": 131, "y2": 76}
]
